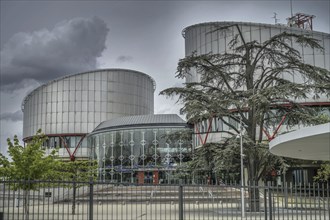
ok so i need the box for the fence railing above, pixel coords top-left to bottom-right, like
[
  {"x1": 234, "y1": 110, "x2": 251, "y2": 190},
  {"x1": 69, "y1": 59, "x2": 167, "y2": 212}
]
[{"x1": 0, "y1": 180, "x2": 329, "y2": 220}]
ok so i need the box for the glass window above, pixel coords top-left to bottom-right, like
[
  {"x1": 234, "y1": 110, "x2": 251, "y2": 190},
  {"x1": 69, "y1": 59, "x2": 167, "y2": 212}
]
[
  {"x1": 57, "y1": 91, "x2": 63, "y2": 102},
  {"x1": 241, "y1": 25, "x2": 251, "y2": 42},
  {"x1": 45, "y1": 124, "x2": 51, "y2": 133},
  {"x1": 75, "y1": 112, "x2": 81, "y2": 122},
  {"x1": 69, "y1": 79, "x2": 76, "y2": 89},
  {"x1": 69, "y1": 123, "x2": 74, "y2": 133},
  {"x1": 304, "y1": 54, "x2": 314, "y2": 66},
  {"x1": 95, "y1": 72, "x2": 101, "y2": 81},
  {"x1": 82, "y1": 73, "x2": 89, "y2": 80},
  {"x1": 95, "y1": 112, "x2": 101, "y2": 122},
  {"x1": 75, "y1": 101, "x2": 82, "y2": 111},
  {"x1": 261, "y1": 27, "x2": 271, "y2": 43},
  {"x1": 63, "y1": 101, "x2": 68, "y2": 111},
  {"x1": 51, "y1": 103, "x2": 57, "y2": 113},
  {"x1": 69, "y1": 102, "x2": 75, "y2": 111},
  {"x1": 51, "y1": 113, "x2": 56, "y2": 122},
  {"x1": 69, "y1": 91, "x2": 75, "y2": 101},
  {"x1": 51, "y1": 124, "x2": 57, "y2": 134},
  {"x1": 89, "y1": 81, "x2": 95, "y2": 90},
  {"x1": 52, "y1": 82, "x2": 57, "y2": 92},
  {"x1": 47, "y1": 92, "x2": 52, "y2": 101},
  {"x1": 82, "y1": 91, "x2": 88, "y2": 101},
  {"x1": 63, "y1": 81, "x2": 69, "y2": 91},
  {"x1": 82, "y1": 80, "x2": 88, "y2": 90},
  {"x1": 47, "y1": 85, "x2": 52, "y2": 93},
  {"x1": 88, "y1": 112, "x2": 94, "y2": 122},
  {"x1": 82, "y1": 101, "x2": 88, "y2": 112},
  {"x1": 101, "y1": 92, "x2": 107, "y2": 102},
  {"x1": 88, "y1": 102, "x2": 94, "y2": 111},
  {"x1": 251, "y1": 29, "x2": 261, "y2": 43},
  {"x1": 82, "y1": 112, "x2": 87, "y2": 121},
  {"x1": 325, "y1": 54, "x2": 330, "y2": 69},
  {"x1": 47, "y1": 103, "x2": 51, "y2": 112},
  {"x1": 95, "y1": 102, "x2": 101, "y2": 112},
  {"x1": 57, "y1": 112, "x2": 62, "y2": 123},
  {"x1": 63, "y1": 112, "x2": 68, "y2": 122},
  {"x1": 82, "y1": 123, "x2": 88, "y2": 132},
  {"x1": 101, "y1": 72, "x2": 107, "y2": 81},
  {"x1": 76, "y1": 91, "x2": 82, "y2": 101},
  {"x1": 75, "y1": 80, "x2": 82, "y2": 90},
  {"x1": 101, "y1": 102, "x2": 107, "y2": 111},
  {"x1": 75, "y1": 124, "x2": 81, "y2": 133},
  {"x1": 88, "y1": 91, "x2": 94, "y2": 100},
  {"x1": 95, "y1": 91, "x2": 101, "y2": 101},
  {"x1": 101, "y1": 81, "x2": 107, "y2": 91},
  {"x1": 57, "y1": 80, "x2": 63, "y2": 91},
  {"x1": 63, "y1": 91, "x2": 69, "y2": 101},
  {"x1": 100, "y1": 112, "x2": 106, "y2": 122},
  {"x1": 88, "y1": 123, "x2": 94, "y2": 132},
  {"x1": 69, "y1": 112, "x2": 74, "y2": 122},
  {"x1": 88, "y1": 72, "x2": 95, "y2": 80}
]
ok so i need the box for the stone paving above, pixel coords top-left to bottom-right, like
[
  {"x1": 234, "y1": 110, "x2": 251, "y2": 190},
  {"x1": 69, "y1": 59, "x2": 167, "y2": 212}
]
[{"x1": 2, "y1": 202, "x2": 329, "y2": 220}]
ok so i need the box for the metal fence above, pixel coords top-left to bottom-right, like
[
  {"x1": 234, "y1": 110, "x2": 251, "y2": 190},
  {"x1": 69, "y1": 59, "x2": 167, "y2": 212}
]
[{"x1": 0, "y1": 180, "x2": 329, "y2": 220}]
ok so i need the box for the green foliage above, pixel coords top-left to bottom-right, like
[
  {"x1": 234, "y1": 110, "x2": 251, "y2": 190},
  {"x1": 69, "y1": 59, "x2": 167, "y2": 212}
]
[
  {"x1": 161, "y1": 27, "x2": 330, "y2": 184},
  {"x1": 0, "y1": 130, "x2": 59, "y2": 189},
  {"x1": 53, "y1": 160, "x2": 98, "y2": 182},
  {"x1": 161, "y1": 129, "x2": 193, "y2": 143},
  {"x1": 314, "y1": 163, "x2": 330, "y2": 182}
]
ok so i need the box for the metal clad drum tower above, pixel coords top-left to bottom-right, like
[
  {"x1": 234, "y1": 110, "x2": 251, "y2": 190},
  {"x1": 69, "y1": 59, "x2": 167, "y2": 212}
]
[
  {"x1": 21, "y1": 69, "x2": 155, "y2": 160},
  {"x1": 182, "y1": 21, "x2": 330, "y2": 146},
  {"x1": 182, "y1": 21, "x2": 329, "y2": 85}
]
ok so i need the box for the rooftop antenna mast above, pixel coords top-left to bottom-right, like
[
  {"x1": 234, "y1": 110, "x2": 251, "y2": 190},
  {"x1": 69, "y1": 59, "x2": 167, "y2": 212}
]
[
  {"x1": 290, "y1": 0, "x2": 293, "y2": 17},
  {"x1": 272, "y1": 12, "x2": 279, "y2": 24}
]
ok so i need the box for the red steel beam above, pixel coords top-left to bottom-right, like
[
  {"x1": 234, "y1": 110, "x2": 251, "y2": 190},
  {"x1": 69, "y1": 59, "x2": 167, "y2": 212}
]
[
  {"x1": 203, "y1": 117, "x2": 214, "y2": 145},
  {"x1": 270, "y1": 114, "x2": 287, "y2": 140},
  {"x1": 72, "y1": 134, "x2": 87, "y2": 158},
  {"x1": 59, "y1": 136, "x2": 73, "y2": 160},
  {"x1": 195, "y1": 124, "x2": 204, "y2": 145}
]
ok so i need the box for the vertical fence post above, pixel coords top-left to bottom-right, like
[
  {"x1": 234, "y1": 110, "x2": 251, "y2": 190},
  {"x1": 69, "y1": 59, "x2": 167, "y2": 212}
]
[
  {"x1": 89, "y1": 180, "x2": 94, "y2": 220},
  {"x1": 284, "y1": 173, "x2": 288, "y2": 208},
  {"x1": 179, "y1": 185, "x2": 184, "y2": 220},
  {"x1": 264, "y1": 187, "x2": 268, "y2": 220},
  {"x1": 268, "y1": 183, "x2": 272, "y2": 220}
]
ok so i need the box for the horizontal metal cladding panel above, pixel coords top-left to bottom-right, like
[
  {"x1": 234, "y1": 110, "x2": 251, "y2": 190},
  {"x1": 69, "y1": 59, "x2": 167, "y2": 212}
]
[{"x1": 23, "y1": 69, "x2": 154, "y2": 138}]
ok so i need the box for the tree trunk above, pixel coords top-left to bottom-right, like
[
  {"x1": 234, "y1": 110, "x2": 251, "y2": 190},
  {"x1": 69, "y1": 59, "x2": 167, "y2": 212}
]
[
  {"x1": 23, "y1": 190, "x2": 29, "y2": 220},
  {"x1": 248, "y1": 181, "x2": 260, "y2": 212},
  {"x1": 72, "y1": 181, "x2": 76, "y2": 215},
  {"x1": 247, "y1": 157, "x2": 261, "y2": 212}
]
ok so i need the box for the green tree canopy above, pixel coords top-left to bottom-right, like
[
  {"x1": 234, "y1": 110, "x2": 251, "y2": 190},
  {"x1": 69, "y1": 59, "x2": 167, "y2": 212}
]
[
  {"x1": 0, "y1": 129, "x2": 58, "y2": 183},
  {"x1": 314, "y1": 162, "x2": 330, "y2": 182},
  {"x1": 161, "y1": 27, "x2": 330, "y2": 186}
]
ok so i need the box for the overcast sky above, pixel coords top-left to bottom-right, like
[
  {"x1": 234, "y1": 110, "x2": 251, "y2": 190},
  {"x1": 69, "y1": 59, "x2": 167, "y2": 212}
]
[{"x1": 0, "y1": 0, "x2": 329, "y2": 156}]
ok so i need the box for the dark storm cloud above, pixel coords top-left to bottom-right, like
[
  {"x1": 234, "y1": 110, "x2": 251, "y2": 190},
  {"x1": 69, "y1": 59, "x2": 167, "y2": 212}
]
[
  {"x1": 0, "y1": 110, "x2": 23, "y2": 122},
  {"x1": 116, "y1": 55, "x2": 133, "y2": 63},
  {"x1": 0, "y1": 16, "x2": 109, "y2": 91}
]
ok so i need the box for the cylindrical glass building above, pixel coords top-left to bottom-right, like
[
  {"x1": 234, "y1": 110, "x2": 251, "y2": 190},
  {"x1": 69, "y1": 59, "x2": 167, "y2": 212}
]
[
  {"x1": 21, "y1": 69, "x2": 155, "y2": 160},
  {"x1": 88, "y1": 114, "x2": 192, "y2": 184}
]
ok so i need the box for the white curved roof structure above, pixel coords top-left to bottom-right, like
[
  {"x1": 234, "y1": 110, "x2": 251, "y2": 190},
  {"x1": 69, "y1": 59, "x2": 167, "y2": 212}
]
[
  {"x1": 269, "y1": 123, "x2": 330, "y2": 161},
  {"x1": 93, "y1": 114, "x2": 188, "y2": 132}
]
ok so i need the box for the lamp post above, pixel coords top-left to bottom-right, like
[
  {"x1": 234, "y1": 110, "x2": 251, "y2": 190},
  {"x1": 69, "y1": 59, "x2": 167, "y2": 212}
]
[{"x1": 239, "y1": 117, "x2": 245, "y2": 218}]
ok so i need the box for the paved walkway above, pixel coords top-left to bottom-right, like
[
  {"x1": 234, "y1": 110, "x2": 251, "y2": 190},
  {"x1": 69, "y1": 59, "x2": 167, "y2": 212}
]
[{"x1": 2, "y1": 202, "x2": 329, "y2": 220}]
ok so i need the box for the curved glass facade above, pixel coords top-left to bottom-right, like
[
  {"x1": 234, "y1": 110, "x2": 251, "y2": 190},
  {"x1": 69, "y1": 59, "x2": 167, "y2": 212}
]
[
  {"x1": 22, "y1": 69, "x2": 155, "y2": 139},
  {"x1": 89, "y1": 115, "x2": 192, "y2": 184}
]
